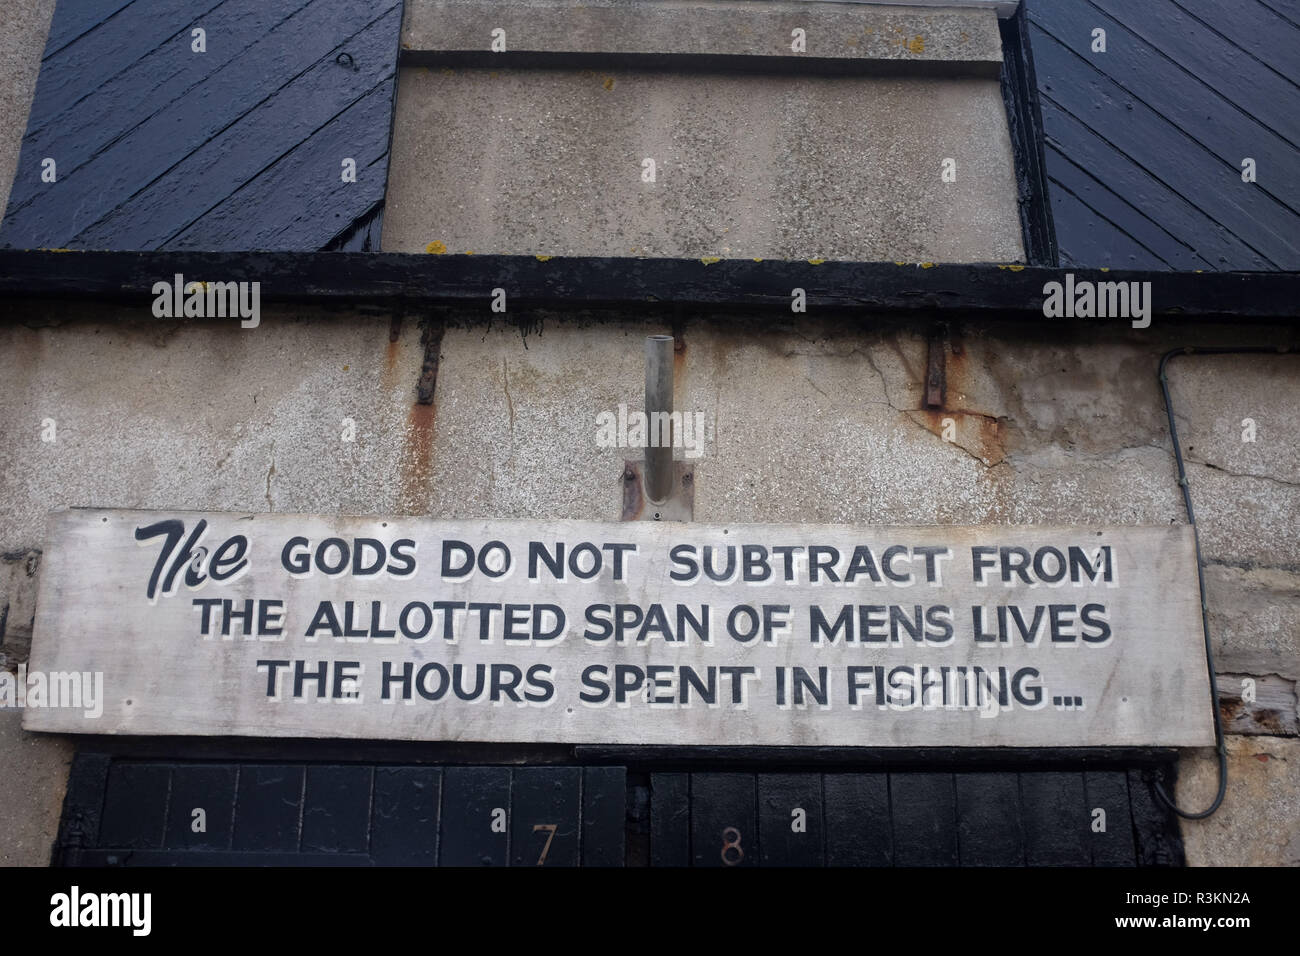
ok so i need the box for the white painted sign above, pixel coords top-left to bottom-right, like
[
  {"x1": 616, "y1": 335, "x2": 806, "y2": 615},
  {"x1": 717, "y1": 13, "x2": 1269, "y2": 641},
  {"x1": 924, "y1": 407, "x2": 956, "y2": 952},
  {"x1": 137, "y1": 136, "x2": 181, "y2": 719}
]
[{"x1": 22, "y1": 509, "x2": 1214, "y2": 747}]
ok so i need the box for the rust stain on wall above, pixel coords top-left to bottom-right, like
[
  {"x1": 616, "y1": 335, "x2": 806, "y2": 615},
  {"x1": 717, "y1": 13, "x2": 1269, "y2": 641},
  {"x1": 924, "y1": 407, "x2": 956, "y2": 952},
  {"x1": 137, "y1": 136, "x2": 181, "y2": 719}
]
[
  {"x1": 381, "y1": 337, "x2": 402, "y2": 392},
  {"x1": 1221, "y1": 697, "x2": 1290, "y2": 735},
  {"x1": 397, "y1": 402, "x2": 437, "y2": 515},
  {"x1": 915, "y1": 408, "x2": 1010, "y2": 467}
]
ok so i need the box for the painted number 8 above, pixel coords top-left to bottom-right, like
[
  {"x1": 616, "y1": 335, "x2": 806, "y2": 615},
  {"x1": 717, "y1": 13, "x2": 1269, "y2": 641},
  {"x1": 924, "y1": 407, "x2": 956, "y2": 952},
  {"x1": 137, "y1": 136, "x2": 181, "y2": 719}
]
[{"x1": 721, "y1": 826, "x2": 744, "y2": 866}]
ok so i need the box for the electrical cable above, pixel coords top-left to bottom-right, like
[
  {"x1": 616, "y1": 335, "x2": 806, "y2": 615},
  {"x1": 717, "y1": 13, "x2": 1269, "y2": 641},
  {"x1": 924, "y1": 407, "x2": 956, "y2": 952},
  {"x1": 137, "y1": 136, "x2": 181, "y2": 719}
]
[{"x1": 1155, "y1": 345, "x2": 1294, "y2": 819}]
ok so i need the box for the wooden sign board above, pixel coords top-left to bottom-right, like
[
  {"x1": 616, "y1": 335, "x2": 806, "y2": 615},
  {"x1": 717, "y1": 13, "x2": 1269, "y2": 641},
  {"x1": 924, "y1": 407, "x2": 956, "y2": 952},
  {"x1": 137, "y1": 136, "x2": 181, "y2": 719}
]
[{"x1": 22, "y1": 509, "x2": 1214, "y2": 747}]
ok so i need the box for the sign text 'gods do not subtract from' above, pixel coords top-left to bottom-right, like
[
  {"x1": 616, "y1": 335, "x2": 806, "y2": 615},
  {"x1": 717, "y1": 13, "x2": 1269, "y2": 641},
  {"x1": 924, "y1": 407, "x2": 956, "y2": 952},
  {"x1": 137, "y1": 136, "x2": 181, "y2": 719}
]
[{"x1": 24, "y1": 511, "x2": 1214, "y2": 748}]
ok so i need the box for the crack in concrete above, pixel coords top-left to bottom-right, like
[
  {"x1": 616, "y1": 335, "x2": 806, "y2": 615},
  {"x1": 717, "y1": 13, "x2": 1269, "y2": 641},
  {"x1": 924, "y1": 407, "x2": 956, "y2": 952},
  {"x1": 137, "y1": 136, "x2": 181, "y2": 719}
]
[
  {"x1": 1203, "y1": 557, "x2": 1300, "y2": 578},
  {"x1": 264, "y1": 443, "x2": 276, "y2": 510},
  {"x1": 1012, "y1": 444, "x2": 1170, "y2": 469},
  {"x1": 859, "y1": 342, "x2": 912, "y2": 412},
  {"x1": 1186, "y1": 456, "x2": 1300, "y2": 490},
  {"x1": 902, "y1": 409, "x2": 998, "y2": 467},
  {"x1": 804, "y1": 375, "x2": 831, "y2": 401}
]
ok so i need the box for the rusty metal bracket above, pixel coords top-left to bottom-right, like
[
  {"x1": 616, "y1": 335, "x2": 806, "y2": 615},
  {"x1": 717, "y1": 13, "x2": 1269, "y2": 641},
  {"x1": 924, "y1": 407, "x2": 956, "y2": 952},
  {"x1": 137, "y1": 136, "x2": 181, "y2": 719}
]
[
  {"x1": 925, "y1": 324, "x2": 948, "y2": 410},
  {"x1": 415, "y1": 319, "x2": 445, "y2": 404},
  {"x1": 621, "y1": 460, "x2": 694, "y2": 522}
]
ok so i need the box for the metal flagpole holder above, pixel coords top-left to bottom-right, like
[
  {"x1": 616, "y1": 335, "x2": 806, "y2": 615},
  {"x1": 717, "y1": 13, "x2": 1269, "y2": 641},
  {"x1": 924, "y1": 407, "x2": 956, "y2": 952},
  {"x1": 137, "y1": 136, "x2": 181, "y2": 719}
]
[{"x1": 621, "y1": 334, "x2": 694, "y2": 521}]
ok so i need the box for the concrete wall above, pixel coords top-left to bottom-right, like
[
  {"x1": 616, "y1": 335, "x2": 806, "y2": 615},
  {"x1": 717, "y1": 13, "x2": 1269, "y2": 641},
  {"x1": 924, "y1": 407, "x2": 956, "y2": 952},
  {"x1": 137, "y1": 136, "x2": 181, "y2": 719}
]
[
  {"x1": 381, "y1": 0, "x2": 1025, "y2": 262},
  {"x1": 2, "y1": 304, "x2": 1298, "y2": 864},
  {"x1": 0, "y1": 0, "x2": 66, "y2": 868},
  {"x1": 0, "y1": 0, "x2": 1295, "y2": 867},
  {"x1": 0, "y1": 0, "x2": 54, "y2": 220},
  {"x1": 381, "y1": 68, "x2": 1025, "y2": 262}
]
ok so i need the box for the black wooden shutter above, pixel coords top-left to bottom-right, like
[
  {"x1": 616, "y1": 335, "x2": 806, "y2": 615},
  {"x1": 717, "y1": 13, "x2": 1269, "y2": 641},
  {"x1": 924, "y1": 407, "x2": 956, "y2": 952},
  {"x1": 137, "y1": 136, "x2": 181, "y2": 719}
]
[{"x1": 1, "y1": 0, "x2": 403, "y2": 251}]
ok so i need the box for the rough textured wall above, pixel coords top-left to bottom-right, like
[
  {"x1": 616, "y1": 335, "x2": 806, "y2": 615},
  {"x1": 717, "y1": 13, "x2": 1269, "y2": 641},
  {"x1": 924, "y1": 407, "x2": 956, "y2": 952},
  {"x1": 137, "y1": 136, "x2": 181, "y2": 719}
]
[
  {"x1": 1, "y1": 307, "x2": 1296, "y2": 863},
  {"x1": 0, "y1": 0, "x2": 65, "y2": 868},
  {"x1": 381, "y1": 68, "x2": 1025, "y2": 262},
  {"x1": 0, "y1": 0, "x2": 55, "y2": 222},
  {"x1": 0, "y1": 0, "x2": 1292, "y2": 869},
  {"x1": 383, "y1": 0, "x2": 1023, "y2": 261}
]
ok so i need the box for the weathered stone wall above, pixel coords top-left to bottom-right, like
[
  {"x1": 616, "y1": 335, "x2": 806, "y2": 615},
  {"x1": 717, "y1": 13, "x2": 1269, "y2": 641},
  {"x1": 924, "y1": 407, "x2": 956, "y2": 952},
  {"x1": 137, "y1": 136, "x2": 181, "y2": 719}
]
[
  {"x1": 0, "y1": 0, "x2": 66, "y2": 868},
  {"x1": 380, "y1": 67, "x2": 1024, "y2": 262},
  {"x1": 0, "y1": 0, "x2": 1295, "y2": 867},
  {"x1": 382, "y1": 0, "x2": 1024, "y2": 261},
  {"x1": 1, "y1": 305, "x2": 1297, "y2": 863}
]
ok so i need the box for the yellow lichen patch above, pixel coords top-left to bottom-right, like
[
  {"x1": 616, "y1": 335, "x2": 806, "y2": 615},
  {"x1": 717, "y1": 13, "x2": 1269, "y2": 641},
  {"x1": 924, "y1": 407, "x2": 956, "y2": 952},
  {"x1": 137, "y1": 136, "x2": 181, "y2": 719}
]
[
  {"x1": 535, "y1": 255, "x2": 552, "y2": 261},
  {"x1": 343, "y1": 365, "x2": 350, "y2": 371},
  {"x1": 425, "y1": 240, "x2": 447, "y2": 254},
  {"x1": 808, "y1": 258, "x2": 825, "y2": 265},
  {"x1": 1100, "y1": 267, "x2": 1110, "y2": 272},
  {"x1": 895, "y1": 261, "x2": 907, "y2": 266},
  {"x1": 602, "y1": 76, "x2": 615, "y2": 91},
  {"x1": 1007, "y1": 264, "x2": 1025, "y2": 272},
  {"x1": 920, "y1": 262, "x2": 935, "y2": 269},
  {"x1": 700, "y1": 257, "x2": 721, "y2": 265},
  {"x1": 465, "y1": 250, "x2": 475, "y2": 255},
  {"x1": 907, "y1": 35, "x2": 925, "y2": 54},
  {"x1": 752, "y1": 257, "x2": 764, "y2": 263}
]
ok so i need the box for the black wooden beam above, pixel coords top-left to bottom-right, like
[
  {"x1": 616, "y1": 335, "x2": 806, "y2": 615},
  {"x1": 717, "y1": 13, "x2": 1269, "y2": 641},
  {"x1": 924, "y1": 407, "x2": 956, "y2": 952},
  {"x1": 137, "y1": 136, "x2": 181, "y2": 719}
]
[
  {"x1": 399, "y1": 49, "x2": 1001, "y2": 79},
  {"x1": 572, "y1": 745, "x2": 1181, "y2": 769},
  {"x1": 61, "y1": 734, "x2": 1179, "y2": 769},
  {"x1": 0, "y1": 250, "x2": 1297, "y2": 322},
  {"x1": 999, "y1": 7, "x2": 1058, "y2": 267}
]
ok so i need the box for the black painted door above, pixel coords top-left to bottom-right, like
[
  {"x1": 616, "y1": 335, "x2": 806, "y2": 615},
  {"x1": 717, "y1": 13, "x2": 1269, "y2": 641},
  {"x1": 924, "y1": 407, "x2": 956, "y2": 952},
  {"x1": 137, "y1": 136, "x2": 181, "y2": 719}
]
[{"x1": 56, "y1": 754, "x2": 1183, "y2": 867}]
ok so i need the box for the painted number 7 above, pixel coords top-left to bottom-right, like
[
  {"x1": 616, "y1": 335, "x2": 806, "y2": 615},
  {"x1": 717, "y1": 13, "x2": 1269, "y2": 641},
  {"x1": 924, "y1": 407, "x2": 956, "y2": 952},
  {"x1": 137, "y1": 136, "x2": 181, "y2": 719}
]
[{"x1": 533, "y1": 823, "x2": 558, "y2": 865}]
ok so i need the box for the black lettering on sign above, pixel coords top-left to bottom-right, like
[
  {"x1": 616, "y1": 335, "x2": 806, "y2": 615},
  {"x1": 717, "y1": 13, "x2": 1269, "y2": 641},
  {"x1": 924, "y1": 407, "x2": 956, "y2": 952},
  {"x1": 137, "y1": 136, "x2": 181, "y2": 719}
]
[{"x1": 135, "y1": 518, "x2": 249, "y2": 600}]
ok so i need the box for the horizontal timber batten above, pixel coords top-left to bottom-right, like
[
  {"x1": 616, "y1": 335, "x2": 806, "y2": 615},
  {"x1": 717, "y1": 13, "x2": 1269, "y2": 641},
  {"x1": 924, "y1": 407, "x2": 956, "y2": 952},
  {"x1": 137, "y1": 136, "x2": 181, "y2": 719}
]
[
  {"x1": 396, "y1": 50, "x2": 1004, "y2": 79},
  {"x1": 0, "y1": 251, "x2": 1297, "y2": 323},
  {"x1": 63, "y1": 736, "x2": 1180, "y2": 767}
]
